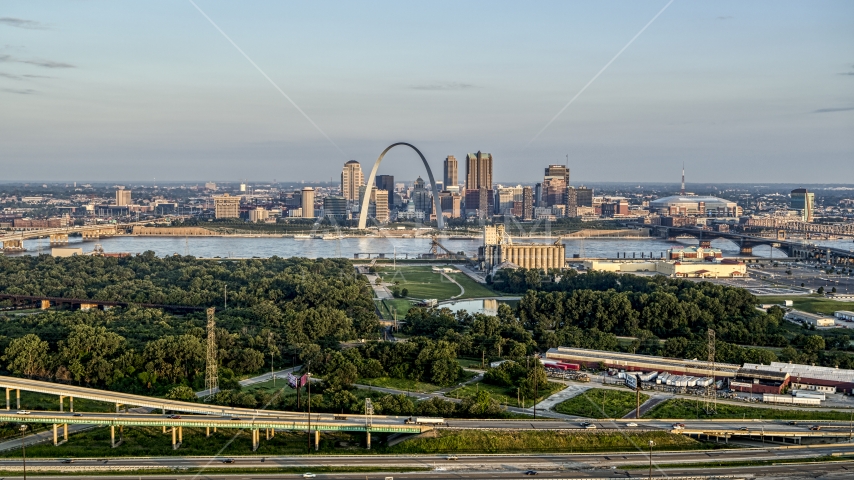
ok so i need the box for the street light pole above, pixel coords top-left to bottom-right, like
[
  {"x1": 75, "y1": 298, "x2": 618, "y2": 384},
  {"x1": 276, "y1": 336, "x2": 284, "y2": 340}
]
[
  {"x1": 648, "y1": 440, "x2": 655, "y2": 480},
  {"x1": 20, "y1": 424, "x2": 28, "y2": 480}
]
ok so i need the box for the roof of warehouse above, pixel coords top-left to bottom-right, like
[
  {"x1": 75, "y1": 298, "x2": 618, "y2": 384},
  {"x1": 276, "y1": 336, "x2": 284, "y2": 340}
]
[
  {"x1": 547, "y1": 346, "x2": 741, "y2": 371},
  {"x1": 744, "y1": 362, "x2": 854, "y2": 383},
  {"x1": 736, "y1": 366, "x2": 790, "y2": 381}
]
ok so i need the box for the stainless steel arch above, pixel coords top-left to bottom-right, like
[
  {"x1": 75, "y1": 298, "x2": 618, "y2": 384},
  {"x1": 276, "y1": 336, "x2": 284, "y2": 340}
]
[{"x1": 358, "y1": 143, "x2": 445, "y2": 230}]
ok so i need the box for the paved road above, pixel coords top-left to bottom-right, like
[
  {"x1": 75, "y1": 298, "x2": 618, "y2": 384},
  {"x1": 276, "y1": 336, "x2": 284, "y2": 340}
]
[
  {"x1": 4, "y1": 446, "x2": 854, "y2": 476},
  {"x1": 195, "y1": 367, "x2": 302, "y2": 398},
  {"x1": 439, "y1": 271, "x2": 464, "y2": 298},
  {"x1": 5, "y1": 464, "x2": 854, "y2": 480}
]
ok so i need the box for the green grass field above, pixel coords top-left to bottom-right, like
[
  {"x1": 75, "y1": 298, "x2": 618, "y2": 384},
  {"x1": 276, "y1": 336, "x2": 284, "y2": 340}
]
[
  {"x1": 645, "y1": 398, "x2": 854, "y2": 421},
  {"x1": 377, "y1": 266, "x2": 497, "y2": 301},
  {"x1": 554, "y1": 388, "x2": 649, "y2": 418},
  {"x1": 0, "y1": 426, "x2": 390, "y2": 458},
  {"x1": 357, "y1": 377, "x2": 445, "y2": 393},
  {"x1": 376, "y1": 298, "x2": 413, "y2": 319},
  {"x1": 446, "y1": 272, "x2": 499, "y2": 299},
  {"x1": 382, "y1": 429, "x2": 711, "y2": 454},
  {"x1": 759, "y1": 295, "x2": 854, "y2": 316},
  {"x1": 446, "y1": 380, "x2": 565, "y2": 408}
]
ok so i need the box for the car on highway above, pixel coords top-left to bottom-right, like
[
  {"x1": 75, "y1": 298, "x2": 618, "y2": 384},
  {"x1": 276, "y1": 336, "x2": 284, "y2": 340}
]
[
  {"x1": 231, "y1": 417, "x2": 242, "y2": 421},
  {"x1": 584, "y1": 424, "x2": 597, "y2": 429},
  {"x1": 61, "y1": 459, "x2": 74, "y2": 464},
  {"x1": 446, "y1": 455, "x2": 458, "y2": 460},
  {"x1": 672, "y1": 423, "x2": 685, "y2": 429},
  {"x1": 72, "y1": 413, "x2": 82, "y2": 417},
  {"x1": 579, "y1": 422, "x2": 591, "y2": 427},
  {"x1": 303, "y1": 474, "x2": 316, "y2": 478},
  {"x1": 625, "y1": 422, "x2": 638, "y2": 427},
  {"x1": 16, "y1": 410, "x2": 30, "y2": 415},
  {"x1": 524, "y1": 470, "x2": 538, "y2": 475},
  {"x1": 168, "y1": 414, "x2": 181, "y2": 419},
  {"x1": 222, "y1": 459, "x2": 235, "y2": 464},
  {"x1": 810, "y1": 425, "x2": 822, "y2": 431},
  {"x1": 739, "y1": 426, "x2": 749, "y2": 431}
]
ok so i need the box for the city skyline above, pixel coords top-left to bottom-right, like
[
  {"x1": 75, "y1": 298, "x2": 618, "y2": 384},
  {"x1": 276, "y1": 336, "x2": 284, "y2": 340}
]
[{"x1": 1, "y1": 1, "x2": 852, "y2": 183}]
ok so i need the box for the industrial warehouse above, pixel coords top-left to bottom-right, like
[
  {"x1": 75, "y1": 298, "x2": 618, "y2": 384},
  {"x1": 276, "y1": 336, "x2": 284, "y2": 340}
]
[{"x1": 544, "y1": 347, "x2": 854, "y2": 399}]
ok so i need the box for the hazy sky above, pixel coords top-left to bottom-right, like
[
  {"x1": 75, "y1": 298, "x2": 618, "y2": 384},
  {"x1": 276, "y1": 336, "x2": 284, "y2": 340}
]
[{"x1": 1, "y1": 1, "x2": 852, "y2": 184}]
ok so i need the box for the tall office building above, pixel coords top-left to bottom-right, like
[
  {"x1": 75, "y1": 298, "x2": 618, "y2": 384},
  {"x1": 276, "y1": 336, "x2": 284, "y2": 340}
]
[
  {"x1": 791, "y1": 188, "x2": 815, "y2": 222},
  {"x1": 545, "y1": 164, "x2": 569, "y2": 182},
  {"x1": 444, "y1": 155, "x2": 458, "y2": 189},
  {"x1": 323, "y1": 196, "x2": 348, "y2": 221},
  {"x1": 214, "y1": 193, "x2": 240, "y2": 219},
  {"x1": 542, "y1": 176, "x2": 566, "y2": 207},
  {"x1": 439, "y1": 191, "x2": 461, "y2": 219},
  {"x1": 116, "y1": 187, "x2": 131, "y2": 206},
  {"x1": 301, "y1": 187, "x2": 315, "y2": 218},
  {"x1": 575, "y1": 187, "x2": 593, "y2": 207},
  {"x1": 522, "y1": 186, "x2": 534, "y2": 220},
  {"x1": 411, "y1": 177, "x2": 433, "y2": 214},
  {"x1": 376, "y1": 175, "x2": 395, "y2": 195},
  {"x1": 341, "y1": 160, "x2": 365, "y2": 202},
  {"x1": 465, "y1": 151, "x2": 493, "y2": 190},
  {"x1": 565, "y1": 187, "x2": 578, "y2": 218},
  {"x1": 495, "y1": 187, "x2": 515, "y2": 214},
  {"x1": 371, "y1": 188, "x2": 389, "y2": 223}
]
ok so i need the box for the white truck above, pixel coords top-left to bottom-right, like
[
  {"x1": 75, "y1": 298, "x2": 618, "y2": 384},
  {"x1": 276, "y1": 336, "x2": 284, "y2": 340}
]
[{"x1": 405, "y1": 417, "x2": 444, "y2": 425}]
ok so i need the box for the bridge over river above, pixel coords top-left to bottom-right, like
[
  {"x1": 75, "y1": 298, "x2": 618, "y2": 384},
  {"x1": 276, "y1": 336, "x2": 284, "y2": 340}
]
[{"x1": 652, "y1": 225, "x2": 854, "y2": 265}]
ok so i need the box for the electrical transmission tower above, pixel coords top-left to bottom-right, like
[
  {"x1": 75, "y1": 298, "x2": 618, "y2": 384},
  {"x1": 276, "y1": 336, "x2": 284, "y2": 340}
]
[
  {"x1": 704, "y1": 328, "x2": 717, "y2": 415},
  {"x1": 205, "y1": 307, "x2": 218, "y2": 399}
]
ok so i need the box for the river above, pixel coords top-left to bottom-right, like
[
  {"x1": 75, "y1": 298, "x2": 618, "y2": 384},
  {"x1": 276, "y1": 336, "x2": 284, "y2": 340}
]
[{"x1": 12, "y1": 235, "x2": 854, "y2": 260}]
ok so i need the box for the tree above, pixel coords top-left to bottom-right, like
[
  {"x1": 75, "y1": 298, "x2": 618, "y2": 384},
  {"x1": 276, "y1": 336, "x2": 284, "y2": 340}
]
[
  {"x1": 3, "y1": 334, "x2": 51, "y2": 378},
  {"x1": 165, "y1": 385, "x2": 197, "y2": 401},
  {"x1": 329, "y1": 389, "x2": 358, "y2": 413}
]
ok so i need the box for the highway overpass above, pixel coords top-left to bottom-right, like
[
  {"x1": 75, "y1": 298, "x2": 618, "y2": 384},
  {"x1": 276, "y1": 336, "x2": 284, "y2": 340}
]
[{"x1": 0, "y1": 411, "x2": 423, "y2": 451}]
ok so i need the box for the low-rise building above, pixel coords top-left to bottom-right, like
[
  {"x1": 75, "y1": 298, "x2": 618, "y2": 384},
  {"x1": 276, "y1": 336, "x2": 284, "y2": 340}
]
[
  {"x1": 834, "y1": 311, "x2": 854, "y2": 322},
  {"x1": 545, "y1": 346, "x2": 741, "y2": 379},
  {"x1": 583, "y1": 259, "x2": 746, "y2": 278},
  {"x1": 729, "y1": 366, "x2": 790, "y2": 394},
  {"x1": 784, "y1": 310, "x2": 836, "y2": 327}
]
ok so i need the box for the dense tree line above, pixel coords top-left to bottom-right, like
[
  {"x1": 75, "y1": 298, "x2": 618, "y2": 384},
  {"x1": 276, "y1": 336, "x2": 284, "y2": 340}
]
[
  {"x1": 0, "y1": 254, "x2": 379, "y2": 394},
  {"x1": 491, "y1": 269, "x2": 854, "y2": 368}
]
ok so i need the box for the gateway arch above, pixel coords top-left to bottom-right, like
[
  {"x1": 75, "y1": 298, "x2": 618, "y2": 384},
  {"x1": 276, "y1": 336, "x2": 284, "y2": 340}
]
[{"x1": 358, "y1": 142, "x2": 445, "y2": 230}]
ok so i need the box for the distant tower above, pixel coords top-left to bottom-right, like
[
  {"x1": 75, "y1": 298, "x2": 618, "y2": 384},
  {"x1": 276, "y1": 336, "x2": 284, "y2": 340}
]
[
  {"x1": 444, "y1": 155, "x2": 458, "y2": 189},
  {"x1": 680, "y1": 164, "x2": 686, "y2": 195},
  {"x1": 301, "y1": 187, "x2": 315, "y2": 218},
  {"x1": 341, "y1": 160, "x2": 365, "y2": 202}
]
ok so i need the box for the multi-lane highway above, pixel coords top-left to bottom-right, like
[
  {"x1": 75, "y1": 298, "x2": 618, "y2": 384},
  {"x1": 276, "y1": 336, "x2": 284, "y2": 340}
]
[{"x1": 3, "y1": 446, "x2": 854, "y2": 478}]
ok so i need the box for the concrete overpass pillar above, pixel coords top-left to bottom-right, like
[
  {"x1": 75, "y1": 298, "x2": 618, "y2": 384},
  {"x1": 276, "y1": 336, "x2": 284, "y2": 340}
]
[
  {"x1": 60, "y1": 395, "x2": 64, "y2": 412},
  {"x1": 111, "y1": 425, "x2": 116, "y2": 448},
  {"x1": 16, "y1": 389, "x2": 20, "y2": 410},
  {"x1": 366, "y1": 431, "x2": 371, "y2": 450},
  {"x1": 206, "y1": 427, "x2": 210, "y2": 437},
  {"x1": 251, "y1": 429, "x2": 259, "y2": 451},
  {"x1": 172, "y1": 426, "x2": 178, "y2": 450},
  {"x1": 178, "y1": 426, "x2": 182, "y2": 444},
  {"x1": 315, "y1": 430, "x2": 320, "y2": 451},
  {"x1": 70, "y1": 396, "x2": 73, "y2": 412},
  {"x1": 6, "y1": 388, "x2": 9, "y2": 410},
  {"x1": 63, "y1": 424, "x2": 68, "y2": 442},
  {"x1": 54, "y1": 424, "x2": 58, "y2": 446},
  {"x1": 266, "y1": 428, "x2": 271, "y2": 441}
]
